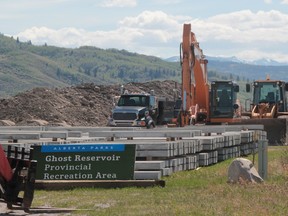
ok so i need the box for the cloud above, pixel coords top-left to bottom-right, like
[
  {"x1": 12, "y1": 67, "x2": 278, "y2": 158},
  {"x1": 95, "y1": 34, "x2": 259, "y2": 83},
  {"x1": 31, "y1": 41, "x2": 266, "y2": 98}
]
[
  {"x1": 281, "y1": 0, "x2": 288, "y2": 4},
  {"x1": 191, "y1": 10, "x2": 288, "y2": 43},
  {"x1": 185, "y1": 10, "x2": 288, "y2": 62},
  {"x1": 120, "y1": 10, "x2": 181, "y2": 29},
  {"x1": 15, "y1": 10, "x2": 288, "y2": 62},
  {"x1": 16, "y1": 11, "x2": 184, "y2": 57},
  {"x1": 236, "y1": 49, "x2": 288, "y2": 62},
  {"x1": 100, "y1": 0, "x2": 137, "y2": 7}
]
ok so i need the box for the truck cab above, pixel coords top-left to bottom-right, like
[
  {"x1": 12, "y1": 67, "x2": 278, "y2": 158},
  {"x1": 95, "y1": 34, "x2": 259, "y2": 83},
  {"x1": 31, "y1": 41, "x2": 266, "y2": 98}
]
[{"x1": 108, "y1": 92, "x2": 158, "y2": 127}]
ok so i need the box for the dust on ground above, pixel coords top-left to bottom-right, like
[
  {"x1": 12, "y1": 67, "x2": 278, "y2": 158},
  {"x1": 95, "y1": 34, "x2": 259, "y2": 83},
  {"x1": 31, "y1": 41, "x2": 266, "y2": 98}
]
[{"x1": 0, "y1": 80, "x2": 180, "y2": 127}]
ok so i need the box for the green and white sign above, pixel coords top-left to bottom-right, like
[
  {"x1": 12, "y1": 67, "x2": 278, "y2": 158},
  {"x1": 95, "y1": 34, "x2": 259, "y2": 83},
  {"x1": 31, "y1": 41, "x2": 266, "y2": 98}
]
[{"x1": 33, "y1": 144, "x2": 136, "y2": 180}]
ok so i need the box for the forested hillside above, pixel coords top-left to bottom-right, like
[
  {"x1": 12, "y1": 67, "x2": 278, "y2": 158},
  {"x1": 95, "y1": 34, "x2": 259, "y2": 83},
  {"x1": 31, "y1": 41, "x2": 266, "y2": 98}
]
[
  {"x1": 0, "y1": 34, "x2": 181, "y2": 97},
  {"x1": 1, "y1": 33, "x2": 287, "y2": 99},
  {"x1": 208, "y1": 60, "x2": 288, "y2": 81}
]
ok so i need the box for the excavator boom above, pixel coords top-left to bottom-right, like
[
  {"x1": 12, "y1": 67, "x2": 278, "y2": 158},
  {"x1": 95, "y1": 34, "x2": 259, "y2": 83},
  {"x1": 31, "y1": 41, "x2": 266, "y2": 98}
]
[
  {"x1": 180, "y1": 23, "x2": 239, "y2": 126},
  {"x1": 180, "y1": 23, "x2": 209, "y2": 125}
]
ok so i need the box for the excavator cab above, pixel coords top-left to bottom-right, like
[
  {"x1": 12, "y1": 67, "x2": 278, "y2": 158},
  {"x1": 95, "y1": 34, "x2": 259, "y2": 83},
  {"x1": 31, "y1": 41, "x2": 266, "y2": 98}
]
[{"x1": 210, "y1": 81, "x2": 240, "y2": 123}]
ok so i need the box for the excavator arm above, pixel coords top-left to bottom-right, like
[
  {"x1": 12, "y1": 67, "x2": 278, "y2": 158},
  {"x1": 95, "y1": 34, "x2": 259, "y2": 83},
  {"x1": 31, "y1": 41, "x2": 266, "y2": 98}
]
[{"x1": 180, "y1": 23, "x2": 209, "y2": 125}]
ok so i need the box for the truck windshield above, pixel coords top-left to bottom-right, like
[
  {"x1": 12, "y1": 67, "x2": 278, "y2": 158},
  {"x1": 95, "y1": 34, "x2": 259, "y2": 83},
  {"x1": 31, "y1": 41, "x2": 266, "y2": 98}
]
[{"x1": 117, "y1": 95, "x2": 149, "y2": 107}]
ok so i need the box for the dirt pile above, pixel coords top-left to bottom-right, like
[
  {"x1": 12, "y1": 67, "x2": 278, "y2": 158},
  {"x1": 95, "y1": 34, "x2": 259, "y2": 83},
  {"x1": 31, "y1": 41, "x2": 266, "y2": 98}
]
[{"x1": 0, "y1": 80, "x2": 180, "y2": 127}]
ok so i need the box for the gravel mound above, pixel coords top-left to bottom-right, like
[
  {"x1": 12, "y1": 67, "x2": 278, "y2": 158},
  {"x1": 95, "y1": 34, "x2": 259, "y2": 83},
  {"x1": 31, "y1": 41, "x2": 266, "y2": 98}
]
[{"x1": 0, "y1": 80, "x2": 180, "y2": 127}]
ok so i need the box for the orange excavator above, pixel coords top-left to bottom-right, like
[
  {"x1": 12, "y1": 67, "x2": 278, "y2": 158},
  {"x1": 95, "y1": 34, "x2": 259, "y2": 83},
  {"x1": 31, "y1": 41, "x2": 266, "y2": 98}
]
[
  {"x1": 179, "y1": 23, "x2": 209, "y2": 126},
  {"x1": 178, "y1": 23, "x2": 241, "y2": 126},
  {"x1": 178, "y1": 23, "x2": 287, "y2": 144}
]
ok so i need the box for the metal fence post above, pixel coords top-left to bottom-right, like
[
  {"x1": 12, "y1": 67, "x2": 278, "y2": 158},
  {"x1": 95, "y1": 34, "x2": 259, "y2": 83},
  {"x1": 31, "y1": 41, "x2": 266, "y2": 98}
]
[{"x1": 258, "y1": 139, "x2": 268, "y2": 180}]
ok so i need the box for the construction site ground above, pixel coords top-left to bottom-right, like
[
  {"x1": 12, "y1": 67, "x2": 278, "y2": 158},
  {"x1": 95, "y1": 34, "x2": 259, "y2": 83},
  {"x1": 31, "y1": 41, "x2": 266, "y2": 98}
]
[
  {"x1": 0, "y1": 80, "x2": 179, "y2": 215},
  {"x1": 0, "y1": 80, "x2": 179, "y2": 127}
]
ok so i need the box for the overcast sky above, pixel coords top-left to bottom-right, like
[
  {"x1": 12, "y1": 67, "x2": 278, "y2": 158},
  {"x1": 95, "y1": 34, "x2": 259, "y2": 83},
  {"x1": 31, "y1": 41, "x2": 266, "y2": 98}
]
[{"x1": 2, "y1": 0, "x2": 288, "y2": 63}]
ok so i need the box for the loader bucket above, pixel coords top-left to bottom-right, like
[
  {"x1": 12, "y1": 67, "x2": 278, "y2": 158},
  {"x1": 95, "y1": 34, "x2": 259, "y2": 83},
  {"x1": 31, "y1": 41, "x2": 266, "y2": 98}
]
[{"x1": 233, "y1": 118, "x2": 288, "y2": 145}]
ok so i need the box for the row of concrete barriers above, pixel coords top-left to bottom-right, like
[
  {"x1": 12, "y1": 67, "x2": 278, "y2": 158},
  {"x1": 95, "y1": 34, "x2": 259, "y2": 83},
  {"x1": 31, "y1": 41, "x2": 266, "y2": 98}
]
[{"x1": 0, "y1": 125, "x2": 267, "y2": 181}]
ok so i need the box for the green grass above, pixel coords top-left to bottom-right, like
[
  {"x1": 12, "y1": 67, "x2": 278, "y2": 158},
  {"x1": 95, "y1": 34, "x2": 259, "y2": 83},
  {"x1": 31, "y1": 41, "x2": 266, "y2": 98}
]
[{"x1": 32, "y1": 146, "x2": 288, "y2": 216}]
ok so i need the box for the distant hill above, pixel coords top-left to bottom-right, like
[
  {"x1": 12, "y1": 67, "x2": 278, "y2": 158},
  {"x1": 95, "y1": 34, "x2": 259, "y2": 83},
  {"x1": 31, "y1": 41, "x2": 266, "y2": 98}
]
[
  {"x1": 207, "y1": 60, "x2": 288, "y2": 81},
  {"x1": 0, "y1": 34, "x2": 181, "y2": 97},
  {"x1": 1, "y1": 33, "x2": 288, "y2": 98},
  {"x1": 165, "y1": 55, "x2": 288, "y2": 81}
]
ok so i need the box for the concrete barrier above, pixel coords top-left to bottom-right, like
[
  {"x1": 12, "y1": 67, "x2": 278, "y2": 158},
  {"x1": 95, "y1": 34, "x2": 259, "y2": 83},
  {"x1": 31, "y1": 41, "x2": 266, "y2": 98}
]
[{"x1": 0, "y1": 126, "x2": 265, "y2": 181}]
